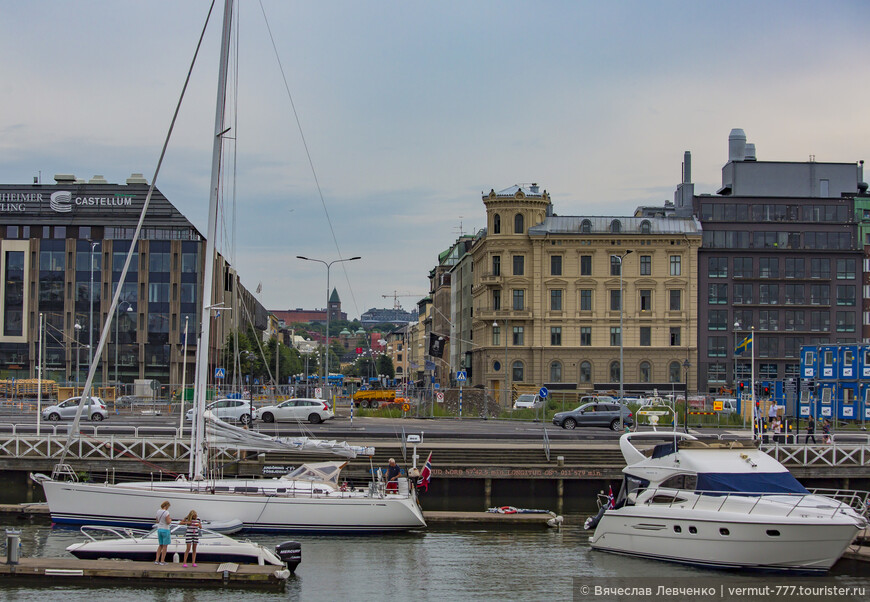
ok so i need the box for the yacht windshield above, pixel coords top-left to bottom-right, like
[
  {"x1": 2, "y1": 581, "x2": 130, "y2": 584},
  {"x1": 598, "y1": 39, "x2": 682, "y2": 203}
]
[{"x1": 696, "y1": 472, "x2": 809, "y2": 494}]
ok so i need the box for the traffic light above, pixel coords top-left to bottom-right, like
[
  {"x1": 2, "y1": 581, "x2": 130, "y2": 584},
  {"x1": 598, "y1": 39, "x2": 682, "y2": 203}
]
[
  {"x1": 738, "y1": 382, "x2": 745, "y2": 395},
  {"x1": 763, "y1": 385, "x2": 770, "y2": 397}
]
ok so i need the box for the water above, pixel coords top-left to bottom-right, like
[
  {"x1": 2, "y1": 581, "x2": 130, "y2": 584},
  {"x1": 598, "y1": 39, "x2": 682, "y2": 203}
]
[{"x1": 2, "y1": 518, "x2": 870, "y2": 601}]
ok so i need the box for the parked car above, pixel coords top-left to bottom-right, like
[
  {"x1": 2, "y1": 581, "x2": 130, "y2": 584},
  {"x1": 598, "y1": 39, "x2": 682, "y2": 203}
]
[
  {"x1": 42, "y1": 396, "x2": 108, "y2": 422},
  {"x1": 513, "y1": 393, "x2": 543, "y2": 409},
  {"x1": 552, "y1": 401, "x2": 633, "y2": 431},
  {"x1": 187, "y1": 398, "x2": 253, "y2": 425},
  {"x1": 713, "y1": 398, "x2": 738, "y2": 414},
  {"x1": 254, "y1": 398, "x2": 334, "y2": 424}
]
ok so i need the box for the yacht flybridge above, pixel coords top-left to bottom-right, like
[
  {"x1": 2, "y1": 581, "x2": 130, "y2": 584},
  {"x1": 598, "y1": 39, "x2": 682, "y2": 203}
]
[{"x1": 587, "y1": 432, "x2": 867, "y2": 572}]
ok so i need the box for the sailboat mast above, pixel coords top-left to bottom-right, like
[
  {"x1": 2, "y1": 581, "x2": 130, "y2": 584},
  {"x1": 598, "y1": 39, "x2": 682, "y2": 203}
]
[{"x1": 192, "y1": 0, "x2": 235, "y2": 480}]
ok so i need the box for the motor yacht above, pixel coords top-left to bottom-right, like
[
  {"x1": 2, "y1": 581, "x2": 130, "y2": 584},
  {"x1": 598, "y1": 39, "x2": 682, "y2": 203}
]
[{"x1": 586, "y1": 432, "x2": 867, "y2": 572}]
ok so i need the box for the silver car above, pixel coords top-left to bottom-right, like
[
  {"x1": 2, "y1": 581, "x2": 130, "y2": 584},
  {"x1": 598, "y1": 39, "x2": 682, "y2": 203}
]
[
  {"x1": 42, "y1": 396, "x2": 108, "y2": 422},
  {"x1": 186, "y1": 398, "x2": 253, "y2": 425},
  {"x1": 255, "y1": 398, "x2": 334, "y2": 424}
]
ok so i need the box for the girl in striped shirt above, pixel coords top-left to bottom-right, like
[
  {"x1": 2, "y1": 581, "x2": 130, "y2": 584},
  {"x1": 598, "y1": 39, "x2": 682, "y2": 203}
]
[{"x1": 180, "y1": 510, "x2": 202, "y2": 567}]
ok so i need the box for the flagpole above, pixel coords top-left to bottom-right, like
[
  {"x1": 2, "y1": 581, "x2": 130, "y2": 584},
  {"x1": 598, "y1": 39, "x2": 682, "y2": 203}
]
[{"x1": 751, "y1": 326, "x2": 756, "y2": 440}]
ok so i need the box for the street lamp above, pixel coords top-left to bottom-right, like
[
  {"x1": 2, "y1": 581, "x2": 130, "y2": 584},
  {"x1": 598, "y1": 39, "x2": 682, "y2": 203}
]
[
  {"x1": 74, "y1": 321, "x2": 83, "y2": 387},
  {"x1": 88, "y1": 241, "x2": 100, "y2": 371},
  {"x1": 115, "y1": 301, "x2": 134, "y2": 384},
  {"x1": 296, "y1": 255, "x2": 361, "y2": 395},
  {"x1": 683, "y1": 358, "x2": 691, "y2": 433},
  {"x1": 733, "y1": 320, "x2": 742, "y2": 394},
  {"x1": 493, "y1": 320, "x2": 509, "y2": 409},
  {"x1": 618, "y1": 250, "x2": 633, "y2": 431}
]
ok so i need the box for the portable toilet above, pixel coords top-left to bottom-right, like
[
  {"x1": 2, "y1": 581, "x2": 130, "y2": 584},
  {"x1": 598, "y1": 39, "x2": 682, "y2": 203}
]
[
  {"x1": 860, "y1": 382, "x2": 870, "y2": 421},
  {"x1": 817, "y1": 345, "x2": 838, "y2": 381},
  {"x1": 839, "y1": 345, "x2": 859, "y2": 380},
  {"x1": 800, "y1": 345, "x2": 817, "y2": 379},
  {"x1": 860, "y1": 345, "x2": 870, "y2": 379},
  {"x1": 817, "y1": 382, "x2": 836, "y2": 418},
  {"x1": 838, "y1": 381, "x2": 858, "y2": 421}
]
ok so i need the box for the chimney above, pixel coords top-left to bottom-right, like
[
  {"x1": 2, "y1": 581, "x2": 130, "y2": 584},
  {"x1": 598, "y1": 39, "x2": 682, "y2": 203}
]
[
  {"x1": 126, "y1": 173, "x2": 148, "y2": 185},
  {"x1": 728, "y1": 128, "x2": 747, "y2": 162},
  {"x1": 682, "y1": 151, "x2": 692, "y2": 183},
  {"x1": 54, "y1": 174, "x2": 76, "y2": 184}
]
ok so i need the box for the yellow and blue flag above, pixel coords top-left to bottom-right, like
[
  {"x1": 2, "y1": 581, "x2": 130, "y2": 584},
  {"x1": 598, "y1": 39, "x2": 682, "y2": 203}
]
[{"x1": 735, "y1": 334, "x2": 752, "y2": 356}]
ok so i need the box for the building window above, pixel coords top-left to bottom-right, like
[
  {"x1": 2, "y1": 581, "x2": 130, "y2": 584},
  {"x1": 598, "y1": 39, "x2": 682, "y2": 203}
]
[
  {"x1": 709, "y1": 284, "x2": 728, "y2": 305},
  {"x1": 669, "y1": 255, "x2": 681, "y2": 276},
  {"x1": 512, "y1": 326, "x2": 524, "y2": 345},
  {"x1": 708, "y1": 336, "x2": 726, "y2": 357},
  {"x1": 708, "y1": 310, "x2": 727, "y2": 331},
  {"x1": 669, "y1": 289, "x2": 682, "y2": 311},
  {"x1": 609, "y1": 361, "x2": 621, "y2": 382},
  {"x1": 610, "y1": 289, "x2": 621, "y2": 311},
  {"x1": 640, "y1": 220, "x2": 651, "y2": 234},
  {"x1": 580, "y1": 255, "x2": 592, "y2": 275},
  {"x1": 708, "y1": 257, "x2": 727, "y2": 278},
  {"x1": 759, "y1": 310, "x2": 779, "y2": 330},
  {"x1": 810, "y1": 311, "x2": 830, "y2": 332},
  {"x1": 759, "y1": 284, "x2": 778, "y2": 305},
  {"x1": 512, "y1": 361, "x2": 524, "y2": 382},
  {"x1": 610, "y1": 220, "x2": 622, "y2": 233},
  {"x1": 639, "y1": 289, "x2": 652, "y2": 311},
  {"x1": 550, "y1": 361, "x2": 562, "y2": 382},
  {"x1": 784, "y1": 284, "x2": 804, "y2": 305},
  {"x1": 837, "y1": 285, "x2": 856, "y2": 306},
  {"x1": 670, "y1": 327, "x2": 681, "y2": 346},
  {"x1": 492, "y1": 255, "x2": 501, "y2": 276},
  {"x1": 707, "y1": 363, "x2": 727, "y2": 383},
  {"x1": 610, "y1": 327, "x2": 621, "y2": 346},
  {"x1": 514, "y1": 213, "x2": 524, "y2": 234},
  {"x1": 785, "y1": 257, "x2": 804, "y2": 278},
  {"x1": 669, "y1": 361, "x2": 681, "y2": 383},
  {"x1": 611, "y1": 256, "x2": 622, "y2": 276},
  {"x1": 785, "y1": 310, "x2": 805, "y2": 331},
  {"x1": 580, "y1": 327, "x2": 591, "y2": 346},
  {"x1": 512, "y1": 289, "x2": 524, "y2": 310},
  {"x1": 810, "y1": 258, "x2": 830, "y2": 279},
  {"x1": 733, "y1": 283, "x2": 753, "y2": 304},
  {"x1": 492, "y1": 289, "x2": 501, "y2": 310},
  {"x1": 550, "y1": 289, "x2": 563, "y2": 311},
  {"x1": 551, "y1": 255, "x2": 562, "y2": 276},
  {"x1": 837, "y1": 258, "x2": 856, "y2": 279},
  {"x1": 550, "y1": 327, "x2": 562, "y2": 346},
  {"x1": 837, "y1": 312, "x2": 856, "y2": 332},
  {"x1": 493, "y1": 214, "x2": 501, "y2": 234},
  {"x1": 810, "y1": 284, "x2": 830, "y2": 305},
  {"x1": 759, "y1": 258, "x2": 779, "y2": 278},
  {"x1": 512, "y1": 255, "x2": 524, "y2": 276},
  {"x1": 733, "y1": 257, "x2": 752, "y2": 278},
  {"x1": 492, "y1": 325, "x2": 500, "y2": 346},
  {"x1": 639, "y1": 361, "x2": 651, "y2": 382},
  {"x1": 580, "y1": 289, "x2": 592, "y2": 311},
  {"x1": 580, "y1": 361, "x2": 592, "y2": 382},
  {"x1": 580, "y1": 219, "x2": 592, "y2": 233},
  {"x1": 759, "y1": 363, "x2": 778, "y2": 379},
  {"x1": 640, "y1": 326, "x2": 651, "y2": 346},
  {"x1": 640, "y1": 255, "x2": 651, "y2": 275}
]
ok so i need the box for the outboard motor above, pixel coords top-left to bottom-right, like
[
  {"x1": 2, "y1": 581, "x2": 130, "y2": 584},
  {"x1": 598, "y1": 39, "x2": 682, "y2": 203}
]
[
  {"x1": 584, "y1": 505, "x2": 608, "y2": 530},
  {"x1": 276, "y1": 541, "x2": 302, "y2": 572}
]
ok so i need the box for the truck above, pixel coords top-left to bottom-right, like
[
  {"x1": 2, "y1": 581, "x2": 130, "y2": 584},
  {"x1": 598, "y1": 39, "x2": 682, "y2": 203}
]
[{"x1": 352, "y1": 386, "x2": 407, "y2": 409}]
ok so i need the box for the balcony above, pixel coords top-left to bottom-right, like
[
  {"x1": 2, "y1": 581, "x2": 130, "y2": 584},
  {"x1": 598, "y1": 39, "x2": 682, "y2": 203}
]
[{"x1": 479, "y1": 272, "x2": 503, "y2": 285}]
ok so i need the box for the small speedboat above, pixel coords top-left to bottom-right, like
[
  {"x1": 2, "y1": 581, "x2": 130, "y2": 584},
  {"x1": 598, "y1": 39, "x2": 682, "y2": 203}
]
[{"x1": 66, "y1": 523, "x2": 300, "y2": 570}]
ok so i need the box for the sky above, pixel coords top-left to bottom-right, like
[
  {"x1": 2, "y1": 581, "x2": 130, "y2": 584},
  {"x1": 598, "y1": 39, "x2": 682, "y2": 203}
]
[{"x1": 2, "y1": 1, "x2": 870, "y2": 320}]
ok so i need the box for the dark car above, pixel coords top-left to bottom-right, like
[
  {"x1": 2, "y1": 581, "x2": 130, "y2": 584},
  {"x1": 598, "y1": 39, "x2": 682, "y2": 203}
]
[{"x1": 552, "y1": 402, "x2": 633, "y2": 431}]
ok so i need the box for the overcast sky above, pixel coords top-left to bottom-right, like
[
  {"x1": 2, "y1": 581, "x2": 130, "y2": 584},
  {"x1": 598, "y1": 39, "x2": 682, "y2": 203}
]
[{"x1": 2, "y1": 1, "x2": 869, "y2": 320}]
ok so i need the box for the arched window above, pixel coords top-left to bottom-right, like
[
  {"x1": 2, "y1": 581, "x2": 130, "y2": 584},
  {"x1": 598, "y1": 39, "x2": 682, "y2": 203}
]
[
  {"x1": 669, "y1": 361, "x2": 681, "y2": 383},
  {"x1": 512, "y1": 360, "x2": 524, "y2": 382},
  {"x1": 640, "y1": 220, "x2": 651, "y2": 234},
  {"x1": 610, "y1": 219, "x2": 622, "y2": 233},
  {"x1": 639, "y1": 361, "x2": 651, "y2": 383},
  {"x1": 514, "y1": 213, "x2": 524, "y2": 234},
  {"x1": 550, "y1": 361, "x2": 562, "y2": 382},
  {"x1": 581, "y1": 219, "x2": 592, "y2": 233},
  {"x1": 493, "y1": 213, "x2": 501, "y2": 234},
  {"x1": 580, "y1": 361, "x2": 592, "y2": 383},
  {"x1": 610, "y1": 361, "x2": 621, "y2": 382}
]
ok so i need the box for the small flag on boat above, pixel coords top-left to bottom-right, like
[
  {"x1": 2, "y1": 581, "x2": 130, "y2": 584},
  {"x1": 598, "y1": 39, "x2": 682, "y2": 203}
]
[
  {"x1": 417, "y1": 452, "x2": 432, "y2": 492},
  {"x1": 607, "y1": 485, "x2": 615, "y2": 509},
  {"x1": 735, "y1": 334, "x2": 753, "y2": 356}
]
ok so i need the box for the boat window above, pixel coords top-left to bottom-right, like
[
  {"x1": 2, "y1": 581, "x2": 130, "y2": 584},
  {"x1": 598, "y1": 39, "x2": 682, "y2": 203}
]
[
  {"x1": 766, "y1": 530, "x2": 780, "y2": 537},
  {"x1": 234, "y1": 486, "x2": 260, "y2": 493},
  {"x1": 276, "y1": 488, "x2": 286, "y2": 493},
  {"x1": 213, "y1": 486, "x2": 231, "y2": 492},
  {"x1": 673, "y1": 525, "x2": 682, "y2": 533},
  {"x1": 720, "y1": 528, "x2": 730, "y2": 536},
  {"x1": 616, "y1": 474, "x2": 650, "y2": 507},
  {"x1": 649, "y1": 494, "x2": 687, "y2": 505},
  {"x1": 688, "y1": 526, "x2": 697, "y2": 534},
  {"x1": 659, "y1": 474, "x2": 698, "y2": 491}
]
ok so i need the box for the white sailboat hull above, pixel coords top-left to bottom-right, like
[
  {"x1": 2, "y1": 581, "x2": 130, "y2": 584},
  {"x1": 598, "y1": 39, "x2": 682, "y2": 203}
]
[
  {"x1": 590, "y1": 508, "x2": 859, "y2": 572},
  {"x1": 42, "y1": 479, "x2": 426, "y2": 533}
]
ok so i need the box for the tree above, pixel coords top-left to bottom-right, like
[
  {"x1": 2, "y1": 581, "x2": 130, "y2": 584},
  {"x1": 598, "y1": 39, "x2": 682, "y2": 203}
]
[{"x1": 376, "y1": 353, "x2": 395, "y2": 379}]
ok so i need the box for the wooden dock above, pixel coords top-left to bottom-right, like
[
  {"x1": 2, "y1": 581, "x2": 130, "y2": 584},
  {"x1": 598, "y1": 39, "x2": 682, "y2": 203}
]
[
  {"x1": 0, "y1": 556, "x2": 289, "y2": 588},
  {"x1": 423, "y1": 510, "x2": 564, "y2": 527}
]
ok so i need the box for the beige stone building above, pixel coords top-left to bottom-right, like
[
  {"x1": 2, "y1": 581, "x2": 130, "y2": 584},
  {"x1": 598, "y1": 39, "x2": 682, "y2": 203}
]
[{"x1": 470, "y1": 184, "x2": 701, "y2": 403}]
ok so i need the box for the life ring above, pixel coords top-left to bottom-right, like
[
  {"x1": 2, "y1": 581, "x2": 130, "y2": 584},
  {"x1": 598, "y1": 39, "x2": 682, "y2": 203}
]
[
  {"x1": 498, "y1": 506, "x2": 517, "y2": 514},
  {"x1": 402, "y1": 403, "x2": 411, "y2": 412}
]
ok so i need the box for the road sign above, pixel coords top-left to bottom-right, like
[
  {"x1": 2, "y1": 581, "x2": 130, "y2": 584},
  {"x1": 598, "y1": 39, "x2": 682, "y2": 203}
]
[
  {"x1": 215, "y1": 367, "x2": 225, "y2": 379},
  {"x1": 436, "y1": 392, "x2": 444, "y2": 402},
  {"x1": 402, "y1": 403, "x2": 411, "y2": 412},
  {"x1": 539, "y1": 387, "x2": 549, "y2": 399},
  {"x1": 713, "y1": 400, "x2": 723, "y2": 411},
  {"x1": 456, "y1": 370, "x2": 467, "y2": 382},
  {"x1": 314, "y1": 387, "x2": 323, "y2": 399},
  {"x1": 395, "y1": 389, "x2": 402, "y2": 397}
]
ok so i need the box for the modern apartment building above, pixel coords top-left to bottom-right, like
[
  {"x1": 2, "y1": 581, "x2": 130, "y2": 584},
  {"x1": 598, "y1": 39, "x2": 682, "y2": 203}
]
[
  {"x1": 675, "y1": 129, "x2": 866, "y2": 393},
  {"x1": 0, "y1": 173, "x2": 266, "y2": 386},
  {"x1": 470, "y1": 184, "x2": 700, "y2": 403}
]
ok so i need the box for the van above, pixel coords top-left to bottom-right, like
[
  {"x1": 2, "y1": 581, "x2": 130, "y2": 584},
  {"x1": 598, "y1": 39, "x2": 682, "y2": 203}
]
[
  {"x1": 514, "y1": 394, "x2": 543, "y2": 409},
  {"x1": 714, "y1": 398, "x2": 738, "y2": 414}
]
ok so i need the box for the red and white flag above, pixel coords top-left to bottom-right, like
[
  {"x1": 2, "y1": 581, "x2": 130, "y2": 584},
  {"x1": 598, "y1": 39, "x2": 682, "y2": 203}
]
[
  {"x1": 417, "y1": 452, "x2": 432, "y2": 492},
  {"x1": 607, "y1": 485, "x2": 615, "y2": 509}
]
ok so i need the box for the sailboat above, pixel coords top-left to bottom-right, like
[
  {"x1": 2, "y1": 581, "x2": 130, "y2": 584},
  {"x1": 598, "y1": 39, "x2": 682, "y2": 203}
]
[{"x1": 32, "y1": 0, "x2": 426, "y2": 533}]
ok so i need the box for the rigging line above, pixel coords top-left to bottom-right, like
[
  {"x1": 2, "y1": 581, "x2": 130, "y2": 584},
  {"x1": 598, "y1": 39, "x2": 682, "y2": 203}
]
[
  {"x1": 257, "y1": 0, "x2": 361, "y2": 318},
  {"x1": 59, "y1": 0, "x2": 219, "y2": 467}
]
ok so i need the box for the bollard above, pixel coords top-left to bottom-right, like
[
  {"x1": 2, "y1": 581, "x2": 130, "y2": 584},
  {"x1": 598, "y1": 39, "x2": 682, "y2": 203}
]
[
  {"x1": 557, "y1": 455, "x2": 564, "y2": 467},
  {"x1": 6, "y1": 529, "x2": 20, "y2": 565}
]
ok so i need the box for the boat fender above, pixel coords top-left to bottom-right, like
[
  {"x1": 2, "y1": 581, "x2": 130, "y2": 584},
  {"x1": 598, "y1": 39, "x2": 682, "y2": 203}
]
[
  {"x1": 546, "y1": 515, "x2": 564, "y2": 528},
  {"x1": 584, "y1": 506, "x2": 607, "y2": 530},
  {"x1": 498, "y1": 506, "x2": 517, "y2": 514}
]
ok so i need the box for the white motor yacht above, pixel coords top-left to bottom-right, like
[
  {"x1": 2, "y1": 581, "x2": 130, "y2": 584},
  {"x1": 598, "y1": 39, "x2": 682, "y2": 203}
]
[
  {"x1": 66, "y1": 523, "x2": 298, "y2": 570},
  {"x1": 587, "y1": 432, "x2": 867, "y2": 572}
]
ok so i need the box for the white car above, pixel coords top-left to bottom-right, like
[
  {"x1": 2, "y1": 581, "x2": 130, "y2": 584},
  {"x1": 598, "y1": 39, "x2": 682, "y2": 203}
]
[
  {"x1": 186, "y1": 398, "x2": 253, "y2": 425},
  {"x1": 255, "y1": 398, "x2": 334, "y2": 424},
  {"x1": 513, "y1": 393, "x2": 543, "y2": 409},
  {"x1": 42, "y1": 396, "x2": 108, "y2": 421}
]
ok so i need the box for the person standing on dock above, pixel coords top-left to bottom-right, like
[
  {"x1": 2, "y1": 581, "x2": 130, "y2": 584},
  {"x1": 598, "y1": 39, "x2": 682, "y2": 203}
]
[
  {"x1": 386, "y1": 458, "x2": 401, "y2": 493},
  {"x1": 181, "y1": 510, "x2": 201, "y2": 567},
  {"x1": 154, "y1": 501, "x2": 171, "y2": 565}
]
